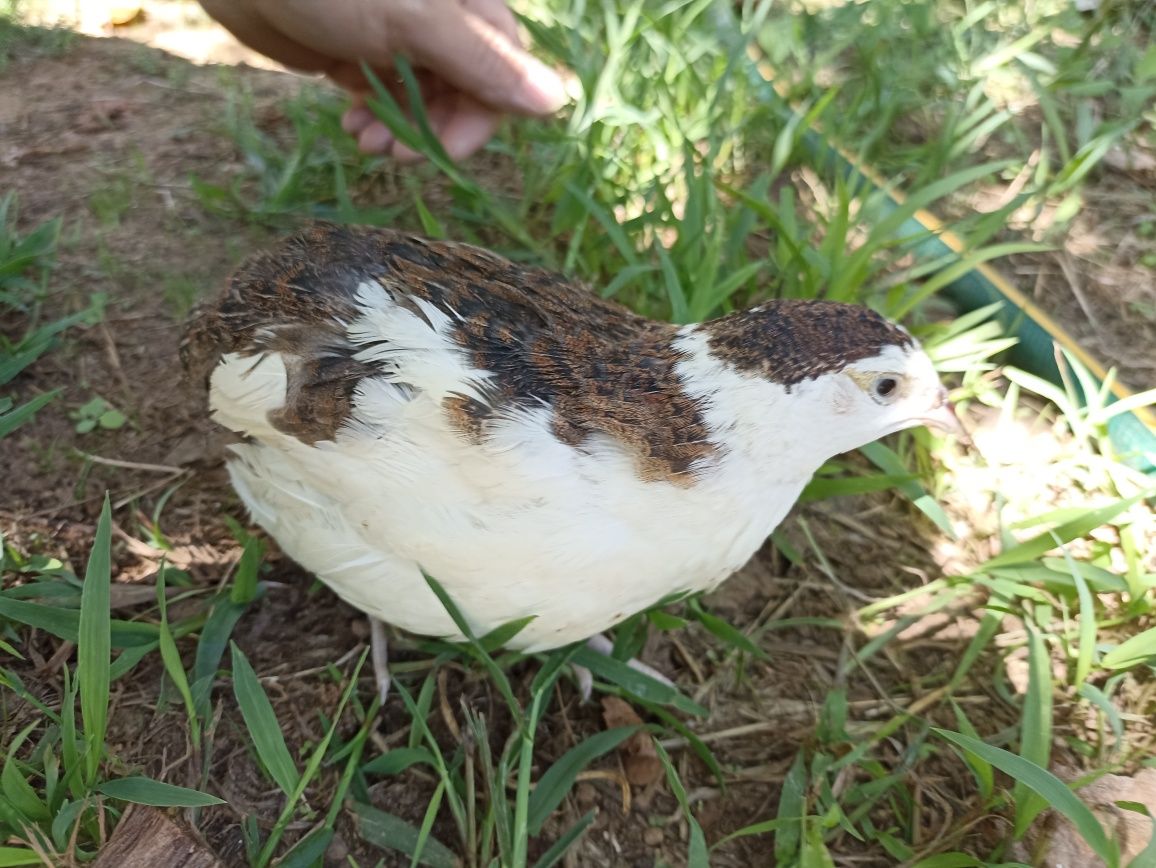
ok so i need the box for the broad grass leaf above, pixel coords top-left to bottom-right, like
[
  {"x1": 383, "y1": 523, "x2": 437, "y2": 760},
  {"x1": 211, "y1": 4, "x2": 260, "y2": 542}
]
[
  {"x1": 934, "y1": 729, "x2": 1118, "y2": 867},
  {"x1": 0, "y1": 847, "x2": 42, "y2": 867},
  {"x1": 1102, "y1": 627, "x2": 1156, "y2": 670},
  {"x1": 570, "y1": 646, "x2": 707, "y2": 716},
  {"x1": 775, "y1": 751, "x2": 806, "y2": 864},
  {"x1": 0, "y1": 390, "x2": 59, "y2": 438},
  {"x1": 361, "y1": 747, "x2": 436, "y2": 777},
  {"x1": 909, "y1": 854, "x2": 987, "y2": 867},
  {"x1": 858, "y1": 442, "x2": 954, "y2": 536},
  {"x1": 799, "y1": 818, "x2": 836, "y2": 868},
  {"x1": 1013, "y1": 623, "x2": 1053, "y2": 836},
  {"x1": 422, "y1": 573, "x2": 521, "y2": 718},
  {"x1": 191, "y1": 596, "x2": 248, "y2": 717},
  {"x1": 479, "y1": 615, "x2": 536, "y2": 653},
  {"x1": 527, "y1": 726, "x2": 638, "y2": 834},
  {"x1": 78, "y1": 494, "x2": 112, "y2": 786},
  {"x1": 689, "y1": 602, "x2": 768, "y2": 660},
  {"x1": 982, "y1": 494, "x2": 1148, "y2": 569},
  {"x1": 97, "y1": 776, "x2": 224, "y2": 807},
  {"x1": 654, "y1": 741, "x2": 710, "y2": 867},
  {"x1": 2, "y1": 739, "x2": 49, "y2": 822},
  {"x1": 351, "y1": 801, "x2": 456, "y2": 868},
  {"x1": 230, "y1": 642, "x2": 300, "y2": 796},
  {"x1": 0, "y1": 599, "x2": 157, "y2": 648},
  {"x1": 156, "y1": 573, "x2": 197, "y2": 745},
  {"x1": 277, "y1": 827, "x2": 335, "y2": 868}
]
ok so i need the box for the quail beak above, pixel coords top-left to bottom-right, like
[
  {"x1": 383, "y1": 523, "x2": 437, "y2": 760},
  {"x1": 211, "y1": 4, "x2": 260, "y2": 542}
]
[{"x1": 920, "y1": 387, "x2": 972, "y2": 446}]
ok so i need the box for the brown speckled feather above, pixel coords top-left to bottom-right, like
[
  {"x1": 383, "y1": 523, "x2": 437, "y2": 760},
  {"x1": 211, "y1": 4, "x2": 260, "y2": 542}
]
[{"x1": 182, "y1": 224, "x2": 716, "y2": 481}]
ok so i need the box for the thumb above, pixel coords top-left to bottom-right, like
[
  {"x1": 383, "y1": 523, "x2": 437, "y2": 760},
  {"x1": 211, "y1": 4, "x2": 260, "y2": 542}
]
[{"x1": 390, "y1": 0, "x2": 567, "y2": 116}]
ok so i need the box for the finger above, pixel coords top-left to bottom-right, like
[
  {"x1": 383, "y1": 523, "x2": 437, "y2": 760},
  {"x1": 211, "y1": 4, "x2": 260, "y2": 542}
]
[
  {"x1": 430, "y1": 96, "x2": 502, "y2": 161},
  {"x1": 388, "y1": 0, "x2": 567, "y2": 117},
  {"x1": 198, "y1": 0, "x2": 343, "y2": 74},
  {"x1": 358, "y1": 121, "x2": 396, "y2": 155},
  {"x1": 391, "y1": 98, "x2": 454, "y2": 163},
  {"x1": 342, "y1": 104, "x2": 375, "y2": 135}
]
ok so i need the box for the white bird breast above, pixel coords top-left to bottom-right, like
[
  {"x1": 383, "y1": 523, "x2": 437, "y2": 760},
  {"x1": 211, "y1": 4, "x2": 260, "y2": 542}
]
[{"x1": 210, "y1": 286, "x2": 812, "y2": 650}]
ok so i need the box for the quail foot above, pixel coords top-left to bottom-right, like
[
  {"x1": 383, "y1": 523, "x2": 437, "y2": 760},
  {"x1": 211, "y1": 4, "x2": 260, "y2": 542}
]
[{"x1": 183, "y1": 223, "x2": 962, "y2": 699}]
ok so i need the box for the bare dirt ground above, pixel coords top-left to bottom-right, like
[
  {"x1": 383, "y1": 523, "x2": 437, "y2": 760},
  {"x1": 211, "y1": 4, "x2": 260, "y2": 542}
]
[{"x1": 1, "y1": 19, "x2": 1151, "y2": 868}]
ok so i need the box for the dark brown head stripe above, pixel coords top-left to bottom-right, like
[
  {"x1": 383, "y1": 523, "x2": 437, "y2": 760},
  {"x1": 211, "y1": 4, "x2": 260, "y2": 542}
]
[{"x1": 700, "y1": 300, "x2": 913, "y2": 387}]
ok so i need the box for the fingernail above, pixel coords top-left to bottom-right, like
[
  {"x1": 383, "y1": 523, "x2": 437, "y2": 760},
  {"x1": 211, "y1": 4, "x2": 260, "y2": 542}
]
[
  {"x1": 516, "y1": 59, "x2": 569, "y2": 115},
  {"x1": 342, "y1": 106, "x2": 373, "y2": 134},
  {"x1": 358, "y1": 123, "x2": 394, "y2": 154}
]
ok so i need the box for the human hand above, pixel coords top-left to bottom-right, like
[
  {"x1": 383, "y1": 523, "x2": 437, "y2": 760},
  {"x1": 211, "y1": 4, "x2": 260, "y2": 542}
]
[{"x1": 199, "y1": 0, "x2": 567, "y2": 162}]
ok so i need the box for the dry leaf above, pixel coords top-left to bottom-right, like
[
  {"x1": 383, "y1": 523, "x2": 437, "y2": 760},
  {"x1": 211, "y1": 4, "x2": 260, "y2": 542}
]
[{"x1": 601, "y1": 696, "x2": 663, "y2": 787}]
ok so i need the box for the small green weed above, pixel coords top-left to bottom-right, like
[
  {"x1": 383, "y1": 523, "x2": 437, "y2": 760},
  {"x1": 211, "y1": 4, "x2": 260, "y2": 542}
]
[
  {"x1": 68, "y1": 397, "x2": 127, "y2": 434},
  {"x1": 87, "y1": 176, "x2": 136, "y2": 229}
]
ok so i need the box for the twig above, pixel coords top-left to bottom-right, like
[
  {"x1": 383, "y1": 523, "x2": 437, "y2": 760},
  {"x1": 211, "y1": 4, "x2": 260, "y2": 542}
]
[
  {"x1": 79, "y1": 452, "x2": 188, "y2": 475},
  {"x1": 1057, "y1": 252, "x2": 1101, "y2": 329}
]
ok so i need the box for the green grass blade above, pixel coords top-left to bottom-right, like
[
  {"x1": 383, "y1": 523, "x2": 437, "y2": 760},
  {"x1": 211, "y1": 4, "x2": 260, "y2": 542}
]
[
  {"x1": 0, "y1": 390, "x2": 60, "y2": 438},
  {"x1": 156, "y1": 571, "x2": 199, "y2": 750},
  {"x1": 256, "y1": 649, "x2": 369, "y2": 866},
  {"x1": 949, "y1": 700, "x2": 993, "y2": 800},
  {"x1": 1102, "y1": 627, "x2": 1156, "y2": 670},
  {"x1": 352, "y1": 801, "x2": 457, "y2": 868},
  {"x1": 800, "y1": 818, "x2": 836, "y2": 867},
  {"x1": 409, "y1": 779, "x2": 446, "y2": 868},
  {"x1": 276, "y1": 827, "x2": 335, "y2": 868},
  {"x1": 228, "y1": 530, "x2": 263, "y2": 605},
  {"x1": 361, "y1": 747, "x2": 437, "y2": 777},
  {"x1": 77, "y1": 493, "x2": 112, "y2": 787},
  {"x1": 654, "y1": 245, "x2": 689, "y2": 324},
  {"x1": 229, "y1": 641, "x2": 300, "y2": 797},
  {"x1": 3, "y1": 728, "x2": 49, "y2": 822},
  {"x1": 531, "y1": 810, "x2": 595, "y2": 868},
  {"x1": 934, "y1": 728, "x2": 1118, "y2": 867},
  {"x1": 1055, "y1": 540, "x2": 1096, "y2": 689},
  {"x1": 191, "y1": 595, "x2": 248, "y2": 718},
  {"x1": 654, "y1": 741, "x2": 709, "y2": 868},
  {"x1": 858, "y1": 442, "x2": 955, "y2": 536},
  {"x1": 775, "y1": 751, "x2": 806, "y2": 863},
  {"x1": 0, "y1": 847, "x2": 42, "y2": 867},
  {"x1": 422, "y1": 573, "x2": 522, "y2": 720},
  {"x1": 97, "y1": 776, "x2": 224, "y2": 807},
  {"x1": 570, "y1": 646, "x2": 707, "y2": 716},
  {"x1": 688, "y1": 600, "x2": 768, "y2": 660},
  {"x1": 0, "y1": 599, "x2": 158, "y2": 648},
  {"x1": 527, "y1": 726, "x2": 638, "y2": 834},
  {"x1": 1013, "y1": 622, "x2": 1052, "y2": 837},
  {"x1": 479, "y1": 615, "x2": 537, "y2": 653},
  {"x1": 982, "y1": 494, "x2": 1149, "y2": 569},
  {"x1": 909, "y1": 853, "x2": 987, "y2": 867},
  {"x1": 562, "y1": 181, "x2": 640, "y2": 267}
]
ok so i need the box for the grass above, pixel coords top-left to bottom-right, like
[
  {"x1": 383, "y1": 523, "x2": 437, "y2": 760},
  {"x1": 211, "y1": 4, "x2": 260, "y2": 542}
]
[
  {"x1": 2, "y1": 0, "x2": 1156, "y2": 865},
  {"x1": 1, "y1": 194, "x2": 71, "y2": 439}
]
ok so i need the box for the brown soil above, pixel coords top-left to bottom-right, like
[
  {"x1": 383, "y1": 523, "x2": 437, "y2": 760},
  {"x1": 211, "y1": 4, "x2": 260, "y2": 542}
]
[{"x1": 0, "y1": 24, "x2": 1144, "y2": 868}]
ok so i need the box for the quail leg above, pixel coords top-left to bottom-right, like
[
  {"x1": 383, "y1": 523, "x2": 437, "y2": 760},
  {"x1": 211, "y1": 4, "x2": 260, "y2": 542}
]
[
  {"x1": 574, "y1": 633, "x2": 675, "y2": 701},
  {"x1": 370, "y1": 617, "x2": 391, "y2": 702}
]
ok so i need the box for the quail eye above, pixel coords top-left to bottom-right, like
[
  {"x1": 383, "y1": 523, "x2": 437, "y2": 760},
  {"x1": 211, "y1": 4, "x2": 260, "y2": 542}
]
[{"x1": 872, "y1": 376, "x2": 899, "y2": 401}]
